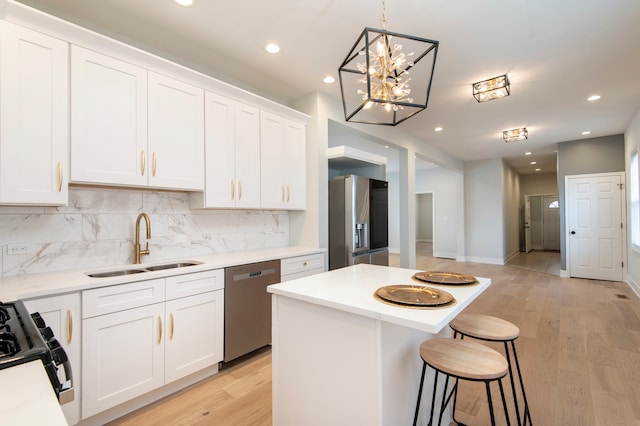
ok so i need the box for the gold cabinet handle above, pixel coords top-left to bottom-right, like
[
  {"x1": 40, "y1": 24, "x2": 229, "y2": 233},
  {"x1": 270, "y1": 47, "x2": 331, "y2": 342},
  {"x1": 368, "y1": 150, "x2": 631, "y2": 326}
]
[
  {"x1": 57, "y1": 161, "x2": 63, "y2": 192},
  {"x1": 281, "y1": 185, "x2": 285, "y2": 202},
  {"x1": 152, "y1": 152, "x2": 157, "y2": 177},
  {"x1": 66, "y1": 309, "x2": 72, "y2": 344},
  {"x1": 231, "y1": 179, "x2": 235, "y2": 200},
  {"x1": 141, "y1": 150, "x2": 146, "y2": 176},
  {"x1": 170, "y1": 312, "x2": 175, "y2": 340},
  {"x1": 303, "y1": 261, "x2": 308, "y2": 267},
  {"x1": 238, "y1": 181, "x2": 242, "y2": 200},
  {"x1": 157, "y1": 316, "x2": 163, "y2": 344},
  {"x1": 287, "y1": 184, "x2": 290, "y2": 202}
]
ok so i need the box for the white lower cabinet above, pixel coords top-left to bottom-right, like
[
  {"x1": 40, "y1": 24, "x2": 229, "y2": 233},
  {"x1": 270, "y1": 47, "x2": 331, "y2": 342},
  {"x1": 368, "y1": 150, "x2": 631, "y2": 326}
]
[
  {"x1": 23, "y1": 293, "x2": 81, "y2": 425},
  {"x1": 81, "y1": 270, "x2": 224, "y2": 419},
  {"x1": 280, "y1": 253, "x2": 325, "y2": 282}
]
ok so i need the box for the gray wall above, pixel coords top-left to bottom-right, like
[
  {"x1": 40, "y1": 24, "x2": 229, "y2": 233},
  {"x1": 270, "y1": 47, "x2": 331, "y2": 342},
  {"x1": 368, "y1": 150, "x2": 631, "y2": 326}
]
[
  {"x1": 557, "y1": 134, "x2": 626, "y2": 269},
  {"x1": 464, "y1": 159, "x2": 504, "y2": 264}
]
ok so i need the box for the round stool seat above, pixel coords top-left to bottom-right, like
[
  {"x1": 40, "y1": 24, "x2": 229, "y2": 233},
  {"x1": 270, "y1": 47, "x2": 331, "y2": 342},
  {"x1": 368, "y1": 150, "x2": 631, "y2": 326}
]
[
  {"x1": 450, "y1": 313, "x2": 520, "y2": 341},
  {"x1": 420, "y1": 338, "x2": 508, "y2": 381}
]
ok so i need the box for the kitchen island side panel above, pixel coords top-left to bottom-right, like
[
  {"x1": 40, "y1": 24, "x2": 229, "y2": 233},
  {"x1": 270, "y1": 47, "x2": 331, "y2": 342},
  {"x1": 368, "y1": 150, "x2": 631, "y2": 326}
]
[
  {"x1": 272, "y1": 295, "x2": 379, "y2": 426},
  {"x1": 271, "y1": 295, "x2": 452, "y2": 425}
]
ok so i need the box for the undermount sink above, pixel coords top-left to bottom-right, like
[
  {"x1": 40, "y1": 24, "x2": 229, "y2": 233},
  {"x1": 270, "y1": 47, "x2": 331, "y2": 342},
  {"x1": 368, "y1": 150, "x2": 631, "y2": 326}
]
[
  {"x1": 87, "y1": 269, "x2": 147, "y2": 278},
  {"x1": 86, "y1": 261, "x2": 202, "y2": 278},
  {"x1": 144, "y1": 262, "x2": 200, "y2": 271}
]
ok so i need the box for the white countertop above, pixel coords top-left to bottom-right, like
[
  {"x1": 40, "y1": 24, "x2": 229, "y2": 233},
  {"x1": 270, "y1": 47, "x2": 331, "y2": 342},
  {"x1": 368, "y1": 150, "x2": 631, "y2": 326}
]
[
  {"x1": 0, "y1": 246, "x2": 324, "y2": 302},
  {"x1": 0, "y1": 361, "x2": 68, "y2": 426},
  {"x1": 268, "y1": 264, "x2": 491, "y2": 334}
]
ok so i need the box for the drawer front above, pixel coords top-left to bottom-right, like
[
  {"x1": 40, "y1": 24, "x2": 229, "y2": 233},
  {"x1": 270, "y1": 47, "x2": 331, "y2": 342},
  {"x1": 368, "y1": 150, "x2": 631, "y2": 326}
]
[
  {"x1": 281, "y1": 268, "x2": 325, "y2": 282},
  {"x1": 281, "y1": 253, "x2": 325, "y2": 277},
  {"x1": 165, "y1": 269, "x2": 224, "y2": 300},
  {"x1": 82, "y1": 278, "x2": 165, "y2": 318}
]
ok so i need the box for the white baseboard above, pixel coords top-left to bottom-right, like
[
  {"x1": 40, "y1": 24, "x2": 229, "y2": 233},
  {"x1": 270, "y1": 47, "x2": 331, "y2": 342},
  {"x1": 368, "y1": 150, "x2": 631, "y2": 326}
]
[
  {"x1": 560, "y1": 269, "x2": 569, "y2": 278},
  {"x1": 433, "y1": 252, "x2": 456, "y2": 260},
  {"x1": 464, "y1": 256, "x2": 505, "y2": 265},
  {"x1": 627, "y1": 275, "x2": 640, "y2": 299},
  {"x1": 504, "y1": 250, "x2": 520, "y2": 264},
  {"x1": 388, "y1": 248, "x2": 400, "y2": 254}
]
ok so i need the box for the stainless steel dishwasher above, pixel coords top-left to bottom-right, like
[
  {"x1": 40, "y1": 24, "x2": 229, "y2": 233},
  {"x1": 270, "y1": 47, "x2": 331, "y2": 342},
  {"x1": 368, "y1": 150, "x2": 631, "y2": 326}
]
[{"x1": 224, "y1": 259, "x2": 281, "y2": 363}]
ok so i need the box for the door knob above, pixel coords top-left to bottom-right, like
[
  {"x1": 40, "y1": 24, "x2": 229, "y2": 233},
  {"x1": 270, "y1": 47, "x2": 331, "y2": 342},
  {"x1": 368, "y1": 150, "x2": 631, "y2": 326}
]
[{"x1": 570, "y1": 231, "x2": 576, "y2": 235}]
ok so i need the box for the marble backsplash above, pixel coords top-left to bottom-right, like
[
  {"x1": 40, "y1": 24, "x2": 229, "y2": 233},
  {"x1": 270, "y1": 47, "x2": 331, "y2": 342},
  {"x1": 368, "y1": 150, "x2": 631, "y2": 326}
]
[{"x1": 0, "y1": 186, "x2": 289, "y2": 277}]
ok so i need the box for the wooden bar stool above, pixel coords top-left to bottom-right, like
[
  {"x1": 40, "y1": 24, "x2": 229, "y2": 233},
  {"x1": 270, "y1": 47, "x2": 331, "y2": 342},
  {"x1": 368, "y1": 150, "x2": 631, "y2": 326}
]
[
  {"x1": 449, "y1": 314, "x2": 532, "y2": 426},
  {"x1": 413, "y1": 338, "x2": 510, "y2": 426}
]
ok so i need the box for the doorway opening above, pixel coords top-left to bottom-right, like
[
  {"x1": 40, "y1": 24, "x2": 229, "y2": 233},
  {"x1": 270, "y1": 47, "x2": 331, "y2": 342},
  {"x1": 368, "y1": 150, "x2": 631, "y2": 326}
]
[{"x1": 525, "y1": 194, "x2": 560, "y2": 252}]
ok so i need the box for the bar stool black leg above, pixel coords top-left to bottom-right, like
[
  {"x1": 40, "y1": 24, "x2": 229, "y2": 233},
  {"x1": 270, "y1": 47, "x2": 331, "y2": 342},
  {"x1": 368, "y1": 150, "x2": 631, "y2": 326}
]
[
  {"x1": 504, "y1": 341, "x2": 522, "y2": 426},
  {"x1": 498, "y1": 379, "x2": 512, "y2": 426},
  {"x1": 428, "y1": 371, "x2": 440, "y2": 426},
  {"x1": 510, "y1": 341, "x2": 532, "y2": 425},
  {"x1": 414, "y1": 361, "x2": 427, "y2": 426}
]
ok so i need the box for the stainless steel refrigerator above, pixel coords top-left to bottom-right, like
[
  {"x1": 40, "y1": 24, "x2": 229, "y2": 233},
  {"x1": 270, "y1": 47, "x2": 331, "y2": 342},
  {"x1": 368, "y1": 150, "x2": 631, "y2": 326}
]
[{"x1": 329, "y1": 175, "x2": 389, "y2": 270}]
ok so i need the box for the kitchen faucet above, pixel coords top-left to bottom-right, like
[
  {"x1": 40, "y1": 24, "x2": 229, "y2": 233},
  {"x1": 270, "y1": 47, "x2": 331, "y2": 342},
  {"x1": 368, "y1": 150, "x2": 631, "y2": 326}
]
[{"x1": 134, "y1": 212, "x2": 151, "y2": 264}]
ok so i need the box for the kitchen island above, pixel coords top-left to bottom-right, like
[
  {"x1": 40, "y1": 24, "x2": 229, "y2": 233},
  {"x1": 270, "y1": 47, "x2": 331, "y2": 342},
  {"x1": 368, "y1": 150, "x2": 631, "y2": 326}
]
[{"x1": 267, "y1": 264, "x2": 491, "y2": 426}]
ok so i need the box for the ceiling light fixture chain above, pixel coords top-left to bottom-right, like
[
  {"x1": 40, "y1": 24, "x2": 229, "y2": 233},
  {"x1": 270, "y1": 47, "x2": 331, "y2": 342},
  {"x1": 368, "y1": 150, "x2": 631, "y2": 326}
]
[{"x1": 380, "y1": 0, "x2": 388, "y2": 30}]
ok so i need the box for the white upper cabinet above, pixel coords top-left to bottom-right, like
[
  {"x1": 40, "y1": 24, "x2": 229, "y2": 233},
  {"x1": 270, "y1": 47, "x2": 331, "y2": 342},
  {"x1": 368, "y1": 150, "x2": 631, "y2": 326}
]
[
  {"x1": 147, "y1": 72, "x2": 204, "y2": 191},
  {"x1": 191, "y1": 92, "x2": 260, "y2": 208},
  {"x1": 260, "y1": 111, "x2": 307, "y2": 210},
  {"x1": 70, "y1": 47, "x2": 204, "y2": 191},
  {"x1": 0, "y1": 21, "x2": 69, "y2": 205},
  {"x1": 70, "y1": 45, "x2": 148, "y2": 187}
]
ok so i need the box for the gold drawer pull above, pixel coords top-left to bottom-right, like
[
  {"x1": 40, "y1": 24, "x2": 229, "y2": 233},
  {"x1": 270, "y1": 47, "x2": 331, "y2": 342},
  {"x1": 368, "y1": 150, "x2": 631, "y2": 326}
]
[
  {"x1": 170, "y1": 312, "x2": 175, "y2": 340},
  {"x1": 57, "y1": 161, "x2": 63, "y2": 192},
  {"x1": 157, "y1": 316, "x2": 163, "y2": 344},
  {"x1": 231, "y1": 180, "x2": 235, "y2": 200},
  {"x1": 281, "y1": 185, "x2": 285, "y2": 202},
  {"x1": 287, "y1": 185, "x2": 290, "y2": 202},
  {"x1": 238, "y1": 181, "x2": 242, "y2": 200},
  {"x1": 152, "y1": 152, "x2": 157, "y2": 177},
  {"x1": 141, "y1": 150, "x2": 146, "y2": 176},
  {"x1": 67, "y1": 309, "x2": 73, "y2": 344}
]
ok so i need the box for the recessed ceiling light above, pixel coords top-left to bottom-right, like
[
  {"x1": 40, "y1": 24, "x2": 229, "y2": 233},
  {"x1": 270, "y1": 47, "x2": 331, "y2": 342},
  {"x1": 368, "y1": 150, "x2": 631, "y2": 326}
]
[
  {"x1": 587, "y1": 95, "x2": 601, "y2": 102},
  {"x1": 581, "y1": 130, "x2": 592, "y2": 135},
  {"x1": 174, "y1": 0, "x2": 193, "y2": 6},
  {"x1": 535, "y1": 168, "x2": 541, "y2": 172},
  {"x1": 384, "y1": 145, "x2": 389, "y2": 149},
  {"x1": 265, "y1": 43, "x2": 280, "y2": 54},
  {"x1": 524, "y1": 152, "x2": 532, "y2": 156},
  {"x1": 323, "y1": 76, "x2": 335, "y2": 84},
  {"x1": 530, "y1": 161, "x2": 537, "y2": 165},
  {"x1": 434, "y1": 127, "x2": 443, "y2": 132}
]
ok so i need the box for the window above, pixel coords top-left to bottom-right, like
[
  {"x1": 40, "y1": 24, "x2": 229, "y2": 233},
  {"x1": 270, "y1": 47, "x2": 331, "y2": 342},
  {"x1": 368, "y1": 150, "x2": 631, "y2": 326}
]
[
  {"x1": 631, "y1": 150, "x2": 640, "y2": 249},
  {"x1": 548, "y1": 200, "x2": 559, "y2": 209}
]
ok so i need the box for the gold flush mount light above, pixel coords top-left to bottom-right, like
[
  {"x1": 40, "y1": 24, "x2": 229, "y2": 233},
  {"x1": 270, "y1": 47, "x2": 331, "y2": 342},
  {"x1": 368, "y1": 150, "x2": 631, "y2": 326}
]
[
  {"x1": 503, "y1": 127, "x2": 528, "y2": 142},
  {"x1": 473, "y1": 75, "x2": 510, "y2": 102},
  {"x1": 338, "y1": 0, "x2": 439, "y2": 126}
]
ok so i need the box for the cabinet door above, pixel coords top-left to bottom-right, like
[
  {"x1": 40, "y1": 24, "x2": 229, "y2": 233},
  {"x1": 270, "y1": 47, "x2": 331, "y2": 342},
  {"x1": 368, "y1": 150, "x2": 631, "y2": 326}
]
[
  {"x1": 283, "y1": 119, "x2": 307, "y2": 210},
  {"x1": 233, "y1": 102, "x2": 261, "y2": 208},
  {"x1": 24, "y1": 293, "x2": 81, "y2": 425},
  {"x1": 260, "y1": 112, "x2": 307, "y2": 210},
  {"x1": 260, "y1": 111, "x2": 285, "y2": 209},
  {"x1": 148, "y1": 72, "x2": 204, "y2": 191},
  {"x1": 82, "y1": 303, "x2": 165, "y2": 418},
  {"x1": 70, "y1": 45, "x2": 147, "y2": 187},
  {"x1": 0, "y1": 21, "x2": 68, "y2": 205},
  {"x1": 202, "y1": 92, "x2": 237, "y2": 208},
  {"x1": 165, "y1": 291, "x2": 223, "y2": 383}
]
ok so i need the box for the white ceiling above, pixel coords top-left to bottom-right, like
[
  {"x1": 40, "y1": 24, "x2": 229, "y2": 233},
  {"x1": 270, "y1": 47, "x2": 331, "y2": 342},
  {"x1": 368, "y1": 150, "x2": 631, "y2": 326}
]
[{"x1": 16, "y1": 0, "x2": 640, "y2": 175}]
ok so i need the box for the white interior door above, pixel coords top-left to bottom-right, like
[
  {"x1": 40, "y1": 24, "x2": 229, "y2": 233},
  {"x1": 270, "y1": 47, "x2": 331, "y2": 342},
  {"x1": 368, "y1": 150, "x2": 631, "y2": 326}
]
[
  {"x1": 567, "y1": 174, "x2": 623, "y2": 281},
  {"x1": 524, "y1": 195, "x2": 532, "y2": 253}
]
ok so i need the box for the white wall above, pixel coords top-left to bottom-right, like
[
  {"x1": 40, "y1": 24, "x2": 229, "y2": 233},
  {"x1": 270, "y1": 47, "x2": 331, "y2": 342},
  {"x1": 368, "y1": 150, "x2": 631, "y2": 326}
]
[
  {"x1": 625, "y1": 107, "x2": 640, "y2": 295},
  {"x1": 464, "y1": 159, "x2": 504, "y2": 264},
  {"x1": 0, "y1": 187, "x2": 289, "y2": 277},
  {"x1": 415, "y1": 167, "x2": 461, "y2": 259}
]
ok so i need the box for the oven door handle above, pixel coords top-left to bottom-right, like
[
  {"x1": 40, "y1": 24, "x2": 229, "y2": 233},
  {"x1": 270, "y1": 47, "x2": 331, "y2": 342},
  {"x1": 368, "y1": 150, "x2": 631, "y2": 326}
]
[{"x1": 58, "y1": 357, "x2": 74, "y2": 404}]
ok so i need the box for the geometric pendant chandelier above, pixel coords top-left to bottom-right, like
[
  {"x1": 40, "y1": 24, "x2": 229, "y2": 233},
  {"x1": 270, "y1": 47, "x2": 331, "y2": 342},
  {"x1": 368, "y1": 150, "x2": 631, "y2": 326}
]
[{"x1": 338, "y1": 0, "x2": 439, "y2": 126}]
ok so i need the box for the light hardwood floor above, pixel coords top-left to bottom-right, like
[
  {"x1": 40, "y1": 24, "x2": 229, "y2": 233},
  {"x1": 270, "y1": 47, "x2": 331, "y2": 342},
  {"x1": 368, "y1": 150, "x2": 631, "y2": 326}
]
[{"x1": 110, "y1": 243, "x2": 640, "y2": 425}]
